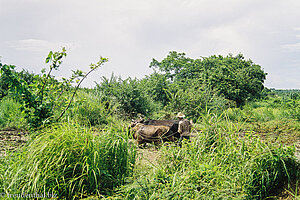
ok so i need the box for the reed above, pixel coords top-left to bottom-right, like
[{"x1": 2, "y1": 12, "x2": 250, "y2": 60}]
[{"x1": 1, "y1": 122, "x2": 136, "y2": 199}]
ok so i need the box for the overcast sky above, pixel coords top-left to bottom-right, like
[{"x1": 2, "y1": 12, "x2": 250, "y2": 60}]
[{"x1": 0, "y1": 0, "x2": 300, "y2": 89}]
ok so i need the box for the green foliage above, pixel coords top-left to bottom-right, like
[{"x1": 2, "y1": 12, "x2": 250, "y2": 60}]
[
  {"x1": 0, "y1": 68, "x2": 37, "y2": 99},
  {"x1": 272, "y1": 89, "x2": 300, "y2": 100},
  {"x1": 150, "y1": 51, "x2": 267, "y2": 106},
  {"x1": 164, "y1": 80, "x2": 229, "y2": 121},
  {"x1": 245, "y1": 146, "x2": 298, "y2": 199},
  {"x1": 141, "y1": 72, "x2": 171, "y2": 107},
  {"x1": 113, "y1": 113, "x2": 299, "y2": 199},
  {"x1": 0, "y1": 97, "x2": 27, "y2": 129},
  {"x1": 1, "y1": 123, "x2": 136, "y2": 199},
  {"x1": 0, "y1": 49, "x2": 108, "y2": 128},
  {"x1": 56, "y1": 56, "x2": 109, "y2": 122},
  {"x1": 224, "y1": 92, "x2": 300, "y2": 124},
  {"x1": 150, "y1": 51, "x2": 194, "y2": 81},
  {"x1": 96, "y1": 75, "x2": 157, "y2": 118},
  {"x1": 1, "y1": 47, "x2": 300, "y2": 200},
  {"x1": 61, "y1": 89, "x2": 118, "y2": 127},
  {"x1": 0, "y1": 49, "x2": 67, "y2": 128}
]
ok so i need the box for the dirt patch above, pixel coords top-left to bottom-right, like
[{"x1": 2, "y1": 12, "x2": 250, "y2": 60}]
[
  {"x1": 0, "y1": 129, "x2": 28, "y2": 157},
  {"x1": 136, "y1": 145, "x2": 161, "y2": 166}
]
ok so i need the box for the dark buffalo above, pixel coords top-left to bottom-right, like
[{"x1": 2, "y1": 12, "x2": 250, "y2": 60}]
[
  {"x1": 131, "y1": 123, "x2": 174, "y2": 145},
  {"x1": 144, "y1": 120, "x2": 180, "y2": 139},
  {"x1": 131, "y1": 119, "x2": 180, "y2": 145}
]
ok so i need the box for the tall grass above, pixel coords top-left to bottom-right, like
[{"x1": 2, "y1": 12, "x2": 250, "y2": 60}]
[
  {"x1": 0, "y1": 97, "x2": 27, "y2": 129},
  {"x1": 225, "y1": 95, "x2": 300, "y2": 123},
  {"x1": 1, "y1": 91, "x2": 299, "y2": 199},
  {"x1": 1, "y1": 122, "x2": 136, "y2": 199},
  {"x1": 56, "y1": 89, "x2": 118, "y2": 128},
  {"x1": 245, "y1": 145, "x2": 298, "y2": 198},
  {"x1": 224, "y1": 97, "x2": 300, "y2": 147},
  {"x1": 112, "y1": 112, "x2": 299, "y2": 199}
]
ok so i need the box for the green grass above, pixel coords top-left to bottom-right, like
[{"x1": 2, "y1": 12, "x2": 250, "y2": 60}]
[
  {"x1": 1, "y1": 92, "x2": 299, "y2": 199},
  {"x1": 54, "y1": 89, "x2": 118, "y2": 128},
  {"x1": 0, "y1": 122, "x2": 136, "y2": 199},
  {"x1": 0, "y1": 97, "x2": 27, "y2": 129},
  {"x1": 109, "y1": 113, "x2": 299, "y2": 200}
]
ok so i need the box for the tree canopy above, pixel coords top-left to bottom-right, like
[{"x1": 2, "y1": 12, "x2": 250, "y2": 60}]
[{"x1": 150, "y1": 51, "x2": 267, "y2": 106}]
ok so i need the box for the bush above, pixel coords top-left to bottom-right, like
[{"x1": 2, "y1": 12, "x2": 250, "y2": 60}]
[
  {"x1": 96, "y1": 76, "x2": 157, "y2": 118},
  {"x1": 0, "y1": 51, "x2": 108, "y2": 129},
  {"x1": 140, "y1": 72, "x2": 171, "y2": 107},
  {"x1": 1, "y1": 123, "x2": 136, "y2": 199},
  {"x1": 150, "y1": 52, "x2": 267, "y2": 106},
  {"x1": 165, "y1": 84, "x2": 229, "y2": 122}
]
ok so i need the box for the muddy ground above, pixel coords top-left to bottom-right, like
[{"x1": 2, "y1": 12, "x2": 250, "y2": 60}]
[{"x1": 0, "y1": 129, "x2": 28, "y2": 157}]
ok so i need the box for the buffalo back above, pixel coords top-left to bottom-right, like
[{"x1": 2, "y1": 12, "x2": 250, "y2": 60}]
[{"x1": 144, "y1": 120, "x2": 180, "y2": 139}]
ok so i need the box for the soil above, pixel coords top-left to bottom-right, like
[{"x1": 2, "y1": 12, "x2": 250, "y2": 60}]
[
  {"x1": 0, "y1": 129, "x2": 28, "y2": 157},
  {"x1": 136, "y1": 145, "x2": 161, "y2": 166}
]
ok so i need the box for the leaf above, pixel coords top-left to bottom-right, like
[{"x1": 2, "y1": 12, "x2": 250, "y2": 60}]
[{"x1": 46, "y1": 51, "x2": 53, "y2": 63}]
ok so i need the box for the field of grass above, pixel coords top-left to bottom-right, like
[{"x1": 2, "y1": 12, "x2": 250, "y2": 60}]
[
  {"x1": 0, "y1": 90, "x2": 299, "y2": 199},
  {"x1": 107, "y1": 111, "x2": 299, "y2": 200}
]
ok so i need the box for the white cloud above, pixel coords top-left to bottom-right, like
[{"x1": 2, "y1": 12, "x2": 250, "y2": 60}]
[
  {"x1": 294, "y1": 27, "x2": 300, "y2": 31},
  {"x1": 1, "y1": 0, "x2": 300, "y2": 88},
  {"x1": 264, "y1": 74, "x2": 300, "y2": 89},
  {"x1": 291, "y1": 59, "x2": 300, "y2": 64},
  {"x1": 281, "y1": 43, "x2": 300, "y2": 51},
  {"x1": 5, "y1": 39, "x2": 75, "y2": 52}
]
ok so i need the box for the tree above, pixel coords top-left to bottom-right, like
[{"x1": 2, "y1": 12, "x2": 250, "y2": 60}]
[
  {"x1": 140, "y1": 72, "x2": 171, "y2": 107},
  {"x1": 150, "y1": 52, "x2": 267, "y2": 106}
]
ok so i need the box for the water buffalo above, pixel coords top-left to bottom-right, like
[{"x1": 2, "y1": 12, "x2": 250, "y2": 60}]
[
  {"x1": 131, "y1": 123, "x2": 174, "y2": 145},
  {"x1": 143, "y1": 120, "x2": 180, "y2": 139},
  {"x1": 130, "y1": 119, "x2": 180, "y2": 145}
]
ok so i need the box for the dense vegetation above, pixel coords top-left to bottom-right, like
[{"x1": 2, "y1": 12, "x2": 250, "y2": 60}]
[
  {"x1": 0, "y1": 49, "x2": 299, "y2": 199},
  {"x1": 150, "y1": 52, "x2": 267, "y2": 107}
]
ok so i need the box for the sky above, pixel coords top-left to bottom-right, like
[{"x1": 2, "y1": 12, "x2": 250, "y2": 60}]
[{"x1": 0, "y1": 0, "x2": 300, "y2": 89}]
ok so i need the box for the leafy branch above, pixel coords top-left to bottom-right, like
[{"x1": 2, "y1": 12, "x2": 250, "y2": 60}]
[
  {"x1": 56, "y1": 57, "x2": 108, "y2": 121},
  {"x1": 0, "y1": 47, "x2": 108, "y2": 129},
  {"x1": 40, "y1": 48, "x2": 67, "y2": 104}
]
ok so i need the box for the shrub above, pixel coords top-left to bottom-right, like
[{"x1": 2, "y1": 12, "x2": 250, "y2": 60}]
[
  {"x1": 165, "y1": 83, "x2": 229, "y2": 122},
  {"x1": 96, "y1": 76, "x2": 157, "y2": 118},
  {"x1": 0, "y1": 51, "x2": 108, "y2": 129},
  {"x1": 223, "y1": 107, "x2": 249, "y2": 122},
  {"x1": 150, "y1": 52, "x2": 267, "y2": 106}
]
